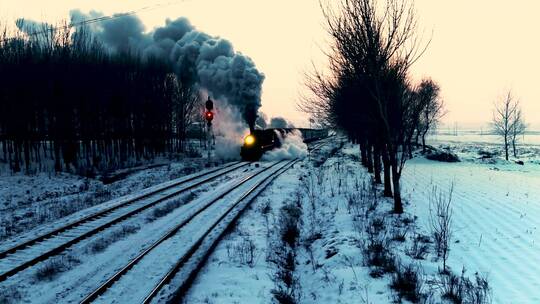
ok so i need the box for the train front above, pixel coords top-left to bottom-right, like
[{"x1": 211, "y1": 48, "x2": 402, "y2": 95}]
[{"x1": 240, "y1": 130, "x2": 279, "y2": 161}]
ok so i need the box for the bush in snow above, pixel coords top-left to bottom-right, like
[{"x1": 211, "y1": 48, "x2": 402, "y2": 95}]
[
  {"x1": 439, "y1": 267, "x2": 492, "y2": 304},
  {"x1": 429, "y1": 184, "x2": 454, "y2": 273},
  {"x1": 226, "y1": 235, "x2": 257, "y2": 268},
  {"x1": 279, "y1": 202, "x2": 303, "y2": 247},
  {"x1": 146, "y1": 192, "x2": 195, "y2": 222},
  {"x1": 87, "y1": 224, "x2": 140, "y2": 254},
  {"x1": 34, "y1": 254, "x2": 80, "y2": 281},
  {"x1": 146, "y1": 199, "x2": 183, "y2": 222},
  {"x1": 0, "y1": 286, "x2": 21, "y2": 304},
  {"x1": 406, "y1": 233, "x2": 431, "y2": 260},
  {"x1": 390, "y1": 217, "x2": 410, "y2": 242},
  {"x1": 425, "y1": 150, "x2": 460, "y2": 162},
  {"x1": 268, "y1": 201, "x2": 303, "y2": 304},
  {"x1": 365, "y1": 216, "x2": 386, "y2": 236},
  {"x1": 360, "y1": 231, "x2": 397, "y2": 278},
  {"x1": 390, "y1": 261, "x2": 426, "y2": 303}
]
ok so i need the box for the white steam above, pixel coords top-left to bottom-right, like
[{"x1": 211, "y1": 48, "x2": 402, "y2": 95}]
[
  {"x1": 269, "y1": 117, "x2": 293, "y2": 128},
  {"x1": 212, "y1": 102, "x2": 248, "y2": 161},
  {"x1": 261, "y1": 130, "x2": 308, "y2": 161}
]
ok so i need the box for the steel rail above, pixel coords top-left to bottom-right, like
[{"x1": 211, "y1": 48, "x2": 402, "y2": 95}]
[
  {"x1": 0, "y1": 161, "x2": 249, "y2": 282},
  {"x1": 79, "y1": 160, "x2": 287, "y2": 304},
  {"x1": 144, "y1": 158, "x2": 299, "y2": 304}
]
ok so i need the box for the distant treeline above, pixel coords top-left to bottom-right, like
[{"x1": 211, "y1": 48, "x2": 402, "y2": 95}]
[{"x1": 0, "y1": 25, "x2": 200, "y2": 175}]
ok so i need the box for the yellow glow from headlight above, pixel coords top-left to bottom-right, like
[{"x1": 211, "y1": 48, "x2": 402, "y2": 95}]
[{"x1": 244, "y1": 135, "x2": 255, "y2": 145}]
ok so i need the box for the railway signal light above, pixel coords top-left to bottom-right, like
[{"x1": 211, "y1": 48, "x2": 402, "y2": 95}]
[
  {"x1": 205, "y1": 97, "x2": 214, "y2": 111},
  {"x1": 205, "y1": 111, "x2": 214, "y2": 122}
]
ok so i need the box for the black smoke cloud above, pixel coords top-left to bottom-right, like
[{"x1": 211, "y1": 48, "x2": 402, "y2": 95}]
[{"x1": 70, "y1": 11, "x2": 264, "y2": 129}]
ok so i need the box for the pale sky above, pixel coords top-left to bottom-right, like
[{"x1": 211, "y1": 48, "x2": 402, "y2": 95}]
[{"x1": 2, "y1": 0, "x2": 540, "y2": 129}]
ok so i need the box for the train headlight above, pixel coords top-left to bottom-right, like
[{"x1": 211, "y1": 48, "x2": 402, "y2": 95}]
[{"x1": 244, "y1": 135, "x2": 255, "y2": 146}]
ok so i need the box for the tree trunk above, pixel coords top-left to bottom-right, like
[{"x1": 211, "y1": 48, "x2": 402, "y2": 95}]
[
  {"x1": 366, "y1": 143, "x2": 373, "y2": 173},
  {"x1": 422, "y1": 129, "x2": 428, "y2": 152},
  {"x1": 13, "y1": 140, "x2": 21, "y2": 173},
  {"x1": 512, "y1": 138, "x2": 517, "y2": 158},
  {"x1": 390, "y1": 161, "x2": 403, "y2": 214},
  {"x1": 2, "y1": 139, "x2": 7, "y2": 161},
  {"x1": 24, "y1": 140, "x2": 30, "y2": 173},
  {"x1": 373, "y1": 145, "x2": 382, "y2": 184},
  {"x1": 381, "y1": 145, "x2": 393, "y2": 197},
  {"x1": 359, "y1": 140, "x2": 367, "y2": 167},
  {"x1": 504, "y1": 134, "x2": 509, "y2": 160},
  {"x1": 54, "y1": 141, "x2": 62, "y2": 172}
]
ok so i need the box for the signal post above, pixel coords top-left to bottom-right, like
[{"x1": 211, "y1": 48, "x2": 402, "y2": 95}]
[{"x1": 205, "y1": 97, "x2": 214, "y2": 162}]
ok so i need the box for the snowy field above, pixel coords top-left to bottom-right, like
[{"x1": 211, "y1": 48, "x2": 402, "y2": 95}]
[
  {"x1": 402, "y1": 133, "x2": 540, "y2": 303},
  {"x1": 402, "y1": 158, "x2": 540, "y2": 303},
  {"x1": 428, "y1": 131, "x2": 540, "y2": 163},
  {"x1": 1, "y1": 133, "x2": 539, "y2": 303},
  {"x1": 430, "y1": 130, "x2": 540, "y2": 146}
]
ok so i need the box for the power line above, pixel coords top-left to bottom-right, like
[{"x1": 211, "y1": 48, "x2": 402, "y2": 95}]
[{"x1": 1, "y1": 1, "x2": 186, "y2": 42}]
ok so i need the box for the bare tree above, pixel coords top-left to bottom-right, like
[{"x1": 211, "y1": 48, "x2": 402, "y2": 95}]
[
  {"x1": 415, "y1": 78, "x2": 444, "y2": 151},
  {"x1": 334, "y1": 0, "x2": 427, "y2": 213},
  {"x1": 510, "y1": 106, "x2": 526, "y2": 158},
  {"x1": 492, "y1": 91, "x2": 518, "y2": 161},
  {"x1": 301, "y1": 0, "x2": 431, "y2": 213}
]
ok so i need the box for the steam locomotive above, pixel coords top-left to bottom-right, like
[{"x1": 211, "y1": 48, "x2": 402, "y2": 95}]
[{"x1": 240, "y1": 128, "x2": 328, "y2": 161}]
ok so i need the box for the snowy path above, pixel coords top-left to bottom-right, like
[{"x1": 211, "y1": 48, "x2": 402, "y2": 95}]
[{"x1": 402, "y1": 158, "x2": 540, "y2": 303}]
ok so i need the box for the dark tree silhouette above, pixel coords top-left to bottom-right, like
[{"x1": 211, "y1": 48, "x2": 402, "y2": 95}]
[
  {"x1": 301, "y1": 0, "x2": 435, "y2": 213},
  {"x1": 415, "y1": 78, "x2": 444, "y2": 152},
  {"x1": 0, "y1": 23, "x2": 200, "y2": 175}
]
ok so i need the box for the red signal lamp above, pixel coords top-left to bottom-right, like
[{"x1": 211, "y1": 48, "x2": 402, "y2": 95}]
[{"x1": 205, "y1": 111, "x2": 214, "y2": 122}]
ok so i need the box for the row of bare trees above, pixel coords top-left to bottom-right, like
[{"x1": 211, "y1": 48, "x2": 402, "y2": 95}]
[
  {"x1": 301, "y1": 0, "x2": 443, "y2": 213},
  {"x1": 0, "y1": 25, "x2": 200, "y2": 175}
]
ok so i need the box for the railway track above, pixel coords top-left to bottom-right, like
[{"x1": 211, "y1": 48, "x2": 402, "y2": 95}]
[
  {"x1": 80, "y1": 159, "x2": 300, "y2": 304},
  {"x1": 0, "y1": 161, "x2": 251, "y2": 282},
  {"x1": 0, "y1": 136, "x2": 330, "y2": 302}
]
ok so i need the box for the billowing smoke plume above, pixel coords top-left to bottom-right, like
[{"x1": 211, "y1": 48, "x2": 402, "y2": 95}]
[
  {"x1": 70, "y1": 11, "x2": 265, "y2": 130},
  {"x1": 255, "y1": 112, "x2": 268, "y2": 129},
  {"x1": 269, "y1": 117, "x2": 294, "y2": 128},
  {"x1": 261, "y1": 130, "x2": 308, "y2": 161}
]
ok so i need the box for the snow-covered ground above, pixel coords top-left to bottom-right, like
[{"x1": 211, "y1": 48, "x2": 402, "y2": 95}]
[
  {"x1": 430, "y1": 132, "x2": 540, "y2": 146},
  {"x1": 185, "y1": 156, "x2": 304, "y2": 303},
  {"x1": 186, "y1": 134, "x2": 540, "y2": 303},
  {"x1": 427, "y1": 132, "x2": 540, "y2": 165},
  {"x1": 0, "y1": 161, "x2": 262, "y2": 303},
  {"x1": 0, "y1": 157, "x2": 216, "y2": 241},
  {"x1": 2, "y1": 133, "x2": 540, "y2": 303},
  {"x1": 401, "y1": 133, "x2": 540, "y2": 303},
  {"x1": 402, "y1": 157, "x2": 540, "y2": 303},
  {"x1": 186, "y1": 140, "x2": 401, "y2": 303}
]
